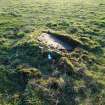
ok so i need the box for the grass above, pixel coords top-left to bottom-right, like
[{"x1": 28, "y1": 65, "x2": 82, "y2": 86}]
[{"x1": 0, "y1": 0, "x2": 105, "y2": 105}]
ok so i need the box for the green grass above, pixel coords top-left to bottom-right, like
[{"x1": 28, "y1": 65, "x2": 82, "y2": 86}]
[{"x1": 0, "y1": 0, "x2": 105, "y2": 105}]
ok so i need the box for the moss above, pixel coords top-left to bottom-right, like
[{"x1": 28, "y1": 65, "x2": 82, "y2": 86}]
[
  {"x1": 80, "y1": 37, "x2": 100, "y2": 49},
  {"x1": 16, "y1": 31, "x2": 25, "y2": 38},
  {"x1": 47, "y1": 77, "x2": 65, "y2": 89},
  {"x1": 23, "y1": 85, "x2": 45, "y2": 105},
  {"x1": 65, "y1": 58, "x2": 75, "y2": 71},
  {"x1": 93, "y1": 20, "x2": 105, "y2": 27},
  {"x1": 18, "y1": 66, "x2": 42, "y2": 79},
  {"x1": 0, "y1": 38, "x2": 6, "y2": 45},
  {"x1": 29, "y1": 77, "x2": 65, "y2": 90},
  {"x1": 59, "y1": 57, "x2": 75, "y2": 74},
  {"x1": 0, "y1": 0, "x2": 105, "y2": 104}
]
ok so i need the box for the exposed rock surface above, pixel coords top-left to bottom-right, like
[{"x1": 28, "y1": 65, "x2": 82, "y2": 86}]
[{"x1": 38, "y1": 33, "x2": 73, "y2": 51}]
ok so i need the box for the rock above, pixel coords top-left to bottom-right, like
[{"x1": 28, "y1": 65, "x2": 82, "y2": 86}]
[
  {"x1": 52, "y1": 70, "x2": 61, "y2": 77},
  {"x1": 37, "y1": 33, "x2": 73, "y2": 51}
]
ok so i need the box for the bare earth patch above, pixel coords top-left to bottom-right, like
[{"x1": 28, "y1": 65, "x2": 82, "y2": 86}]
[{"x1": 38, "y1": 33, "x2": 73, "y2": 51}]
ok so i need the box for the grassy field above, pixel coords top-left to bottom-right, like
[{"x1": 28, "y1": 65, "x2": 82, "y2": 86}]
[{"x1": 0, "y1": 0, "x2": 105, "y2": 105}]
